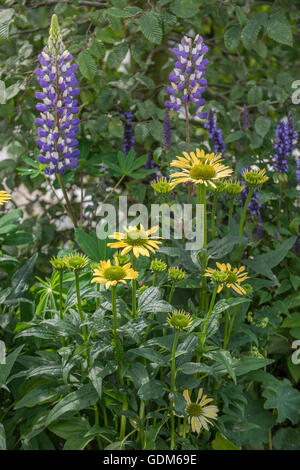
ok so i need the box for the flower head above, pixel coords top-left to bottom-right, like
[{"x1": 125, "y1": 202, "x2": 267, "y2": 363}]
[
  {"x1": 120, "y1": 112, "x2": 135, "y2": 156},
  {"x1": 151, "y1": 177, "x2": 173, "y2": 194},
  {"x1": 35, "y1": 14, "x2": 80, "y2": 175},
  {"x1": 168, "y1": 266, "x2": 186, "y2": 281},
  {"x1": 204, "y1": 109, "x2": 225, "y2": 153},
  {"x1": 210, "y1": 180, "x2": 227, "y2": 193},
  {"x1": 91, "y1": 258, "x2": 138, "y2": 290},
  {"x1": 151, "y1": 258, "x2": 167, "y2": 273},
  {"x1": 114, "y1": 253, "x2": 131, "y2": 266},
  {"x1": 242, "y1": 167, "x2": 269, "y2": 186},
  {"x1": 0, "y1": 190, "x2": 11, "y2": 206},
  {"x1": 205, "y1": 262, "x2": 248, "y2": 294},
  {"x1": 50, "y1": 255, "x2": 67, "y2": 271},
  {"x1": 225, "y1": 179, "x2": 245, "y2": 195},
  {"x1": 273, "y1": 114, "x2": 298, "y2": 174},
  {"x1": 170, "y1": 149, "x2": 232, "y2": 189},
  {"x1": 64, "y1": 252, "x2": 90, "y2": 271},
  {"x1": 108, "y1": 225, "x2": 162, "y2": 258},
  {"x1": 165, "y1": 35, "x2": 209, "y2": 119},
  {"x1": 182, "y1": 389, "x2": 218, "y2": 433},
  {"x1": 167, "y1": 310, "x2": 192, "y2": 330}
]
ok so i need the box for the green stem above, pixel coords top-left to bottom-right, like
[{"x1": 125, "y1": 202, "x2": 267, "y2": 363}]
[
  {"x1": 239, "y1": 186, "x2": 254, "y2": 237},
  {"x1": 225, "y1": 306, "x2": 239, "y2": 349},
  {"x1": 211, "y1": 194, "x2": 217, "y2": 240},
  {"x1": 112, "y1": 285, "x2": 128, "y2": 441},
  {"x1": 94, "y1": 404, "x2": 103, "y2": 450},
  {"x1": 59, "y1": 270, "x2": 63, "y2": 319},
  {"x1": 198, "y1": 185, "x2": 207, "y2": 310},
  {"x1": 138, "y1": 400, "x2": 145, "y2": 449},
  {"x1": 168, "y1": 284, "x2": 175, "y2": 304},
  {"x1": 152, "y1": 273, "x2": 157, "y2": 287},
  {"x1": 96, "y1": 283, "x2": 100, "y2": 309},
  {"x1": 57, "y1": 172, "x2": 78, "y2": 228},
  {"x1": 202, "y1": 284, "x2": 218, "y2": 343},
  {"x1": 170, "y1": 331, "x2": 180, "y2": 450},
  {"x1": 131, "y1": 254, "x2": 137, "y2": 317},
  {"x1": 223, "y1": 288, "x2": 230, "y2": 349},
  {"x1": 229, "y1": 195, "x2": 234, "y2": 219},
  {"x1": 277, "y1": 181, "x2": 284, "y2": 229},
  {"x1": 75, "y1": 271, "x2": 87, "y2": 341}
]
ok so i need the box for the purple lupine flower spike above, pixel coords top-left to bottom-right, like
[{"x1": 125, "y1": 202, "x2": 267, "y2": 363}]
[
  {"x1": 204, "y1": 109, "x2": 225, "y2": 153},
  {"x1": 273, "y1": 114, "x2": 298, "y2": 174},
  {"x1": 120, "y1": 112, "x2": 135, "y2": 156},
  {"x1": 242, "y1": 104, "x2": 250, "y2": 131},
  {"x1": 165, "y1": 34, "x2": 208, "y2": 119},
  {"x1": 35, "y1": 15, "x2": 80, "y2": 176},
  {"x1": 163, "y1": 108, "x2": 172, "y2": 152}
]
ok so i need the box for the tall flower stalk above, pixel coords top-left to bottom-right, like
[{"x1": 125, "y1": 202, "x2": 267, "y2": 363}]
[{"x1": 35, "y1": 15, "x2": 80, "y2": 227}]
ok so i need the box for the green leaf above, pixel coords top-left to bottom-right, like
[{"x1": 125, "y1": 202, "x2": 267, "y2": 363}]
[
  {"x1": 212, "y1": 432, "x2": 241, "y2": 450},
  {"x1": 0, "y1": 9, "x2": 14, "y2": 39},
  {"x1": 15, "y1": 384, "x2": 60, "y2": 409},
  {"x1": 254, "y1": 116, "x2": 271, "y2": 138},
  {"x1": 77, "y1": 51, "x2": 97, "y2": 80},
  {"x1": 4, "y1": 231, "x2": 34, "y2": 246},
  {"x1": 224, "y1": 130, "x2": 244, "y2": 144},
  {"x1": 138, "y1": 287, "x2": 172, "y2": 313},
  {"x1": 241, "y1": 19, "x2": 261, "y2": 49},
  {"x1": 107, "y1": 43, "x2": 127, "y2": 69},
  {"x1": 88, "y1": 38, "x2": 105, "y2": 60},
  {"x1": 127, "y1": 348, "x2": 168, "y2": 366},
  {"x1": 74, "y1": 229, "x2": 100, "y2": 262},
  {"x1": 266, "y1": 13, "x2": 293, "y2": 46},
  {"x1": 178, "y1": 362, "x2": 214, "y2": 376},
  {"x1": 138, "y1": 379, "x2": 165, "y2": 401},
  {"x1": 263, "y1": 379, "x2": 300, "y2": 424},
  {"x1": 45, "y1": 384, "x2": 98, "y2": 426},
  {"x1": 0, "y1": 81, "x2": 6, "y2": 104},
  {"x1": 224, "y1": 25, "x2": 241, "y2": 50},
  {"x1": 139, "y1": 12, "x2": 162, "y2": 44},
  {"x1": 247, "y1": 86, "x2": 263, "y2": 105},
  {"x1": 125, "y1": 363, "x2": 149, "y2": 389},
  {"x1": 0, "y1": 424, "x2": 6, "y2": 450},
  {"x1": 8, "y1": 254, "x2": 38, "y2": 300},
  {"x1": 171, "y1": 0, "x2": 200, "y2": 18},
  {"x1": 0, "y1": 345, "x2": 24, "y2": 388}
]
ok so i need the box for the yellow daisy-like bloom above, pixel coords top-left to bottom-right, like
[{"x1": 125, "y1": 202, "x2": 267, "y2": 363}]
[
  {"x1": 91, "y1": 258, "x2": 138, "y2": 290},
  {"x1": 182, "y1": 389, "x2": 218, "y2": 434},
  {"x1": 64, "y1": 252, "x2": 90, "y2": 271},
  {"x1": 108, "y1": 225, "x2": 162, "y2": 258},
  {"x1": 242, "y1": 168, "x2": 269, "y2": 186},
  {"x1": 170, "y1": 148, "x2": 233, "y2": 189},
  {"x1": 225, "y1": 179, "x2": 245, "y2": 195},
  {"x1": 205, "y1": 262, "x2": 248, "y2": 295},
  {"x1": 0, "y1": 190, "x2": 11, "y2": 206}
]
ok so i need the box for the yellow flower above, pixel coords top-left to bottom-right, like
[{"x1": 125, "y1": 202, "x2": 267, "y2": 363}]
[
  {"x1": 0, "y1": 190, "x2": 11, "y2": 206},
  {"x1": 167, "y1": 310, "x2": 192, "y2": 330},
  {"x1": 91, "y1": 258, "x2": 138, "y2": 290},
  {"x1": 170, "y1": 149, "x2": 232, "y2": 189},
  {"x1": 182, "y1": 389, "x2": 218, "y2": 434},
  {"x1": 108, "y1": 225, "x2": 162, "y2": 258},
  {"x1": 205, "y1": 262, "x2": 248, "y2": 295},
  {"x1": 242, "y1": 168, "x2": 269, "y2": 186},
  {"x1": 64, "y1": 252, "x2": 90, "y2": 271},
  {"x1": 151, "y1": 177, "x2": 173, "y2": 194}
]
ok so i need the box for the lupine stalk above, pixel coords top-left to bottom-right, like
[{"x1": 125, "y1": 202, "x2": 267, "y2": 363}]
[
  {"x1": 165, "y1": 35, "x2": 208, "y2": 119},
  {"x1": 273, "y1": 114, "x2": 298, "y2": 174},
  {"x1": 120, "y1": 112, "x2": 135, "y2": 156},
  {"x1": 204, "y1": 109, "x2": 225, "y2": 153},
  {"x1": 35, "y1": 15, "x2": 80, "y2": 176}
]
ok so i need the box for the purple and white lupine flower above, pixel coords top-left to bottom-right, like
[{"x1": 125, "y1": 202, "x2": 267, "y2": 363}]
[
  {"x1": 204, "y1": 109, "x2": 225, "y2": 153},
  {"x1": 163, "y1": 108, "x2": 172, "y2": 152},
  {"x1": 273, "y1": 114, "x2": 298, "y2": 174},
  {"x1": 120, "y1": 112, "x2": 135, "y2": 156},
  {"x1": 35, "y1": 15, "x2": 80, "y2": 176},
  {"x1": 165, "y1": 35, "x2": 208, "y2": 119}
]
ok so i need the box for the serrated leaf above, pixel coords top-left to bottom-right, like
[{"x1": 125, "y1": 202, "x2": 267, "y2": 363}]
[
  {"x1": 77, "y1": 51, "x2": 97, "y2": 80},
  {"x1": 266, "y1": 13, "x2": 293, "y2": 46},
  {"x1": 241, "y1": 19, "x2": 261, "y2": 49},
  {"x1": 255, "y1": 116, "x2": 271, "y2": 138},
  {"x1": 224, "y1": 25, "x2": 241, "y2": 50},
  {"x1": 263, "y1": 379, "x2": 300, "y2": 424},
  {"x1": 139, "y1": 12, "x2": 162, "y2": 44}
]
